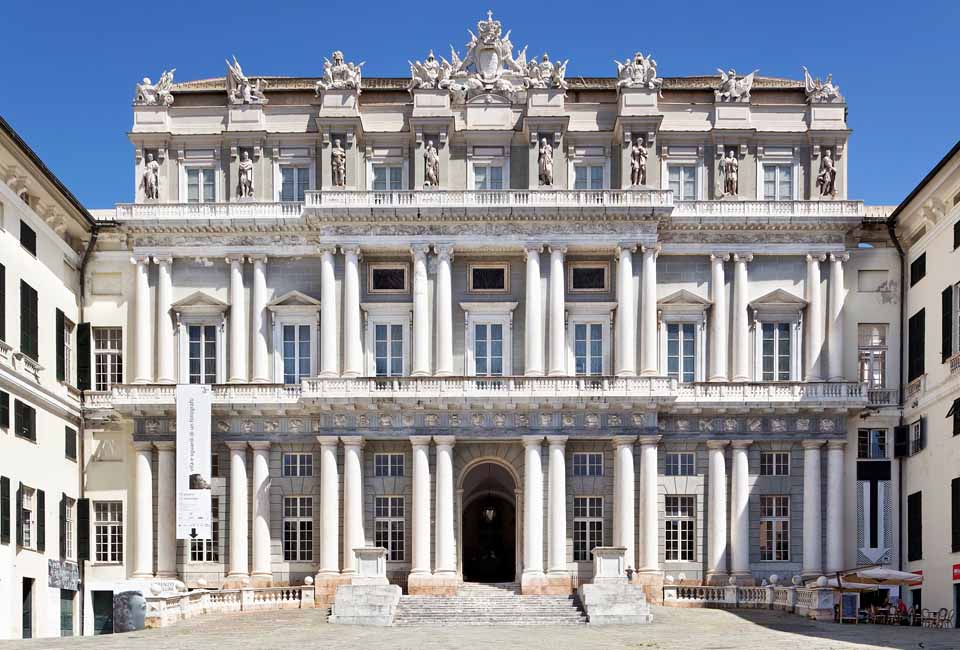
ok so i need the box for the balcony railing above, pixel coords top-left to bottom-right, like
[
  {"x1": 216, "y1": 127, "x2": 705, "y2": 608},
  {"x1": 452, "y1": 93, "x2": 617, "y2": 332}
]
[
  {"x1": 950, "y1": 352, "x2": 960, "y2": 377},
  {"x1": 905, "y1": 375, "x2": 926, "y2": 401},
  {"x1": 672, "y1": 200, "x2": 864, "y2": 219},
  {"x1": 113, "y1": 201, "x2": 303, "y2": 221},
  {"x1": 866, "y1": 387, "x2": 899, "y2": 407},
  {"x1": 304, "y1": 189, "x2": 674, "y2": 210}
]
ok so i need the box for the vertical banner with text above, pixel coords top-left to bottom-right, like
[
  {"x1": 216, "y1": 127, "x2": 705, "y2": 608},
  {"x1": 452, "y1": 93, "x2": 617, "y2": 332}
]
[{"x1": 176, "y1": 384, "x2": 212, "y2": 539}]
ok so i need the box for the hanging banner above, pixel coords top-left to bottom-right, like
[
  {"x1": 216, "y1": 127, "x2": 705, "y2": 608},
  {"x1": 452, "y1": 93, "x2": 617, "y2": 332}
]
[{"x1": 176, "y1": 384, "x2": 212, "y2": 539}]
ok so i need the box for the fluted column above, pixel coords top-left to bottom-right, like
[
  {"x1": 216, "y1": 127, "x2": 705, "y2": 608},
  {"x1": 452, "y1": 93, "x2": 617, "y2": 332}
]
[
  {"x1": 251, "y1": 441, "x2": 272, "y2": 581},
  {"x1": 155, "y1": 441, "x2": 177, "y2": 578},
  {"x1": 547, "y1": 436, "x2": 568, "y2": 575},
  {"x1": 709, "y1": 253, "x2": 729, "y2": 382},
  {"x1": 827, "y1": 253, "x2": 848, "y2": 381},
  {"x1": 640, "y1": 245, "x2": 659, "y2": 376},
  {"x1": 548, "y1": 247, "x2": 567, "y2": 376},
  {"x1": 409, "y1": 436, "x2": 432, "y2": 576},
  {"x1": 132, "y1": 256, "x2": 153, "y2": 384},
  {"x1": 434, "y1": 436, "x2": 456, "y2": 576},
  {"x1": 318, "y1": 437, "x2": 340, "y2": 576},
  {"x1": 250, "y1": 256, "x2": 270, "y2": 383},
  {"x1": 615, "y1": 245, "x2": 637, "y2": 377},
  {"x1": 341, "y1": 436, "x2": 364, "y2": 575},
  {"x1": 411, "y1": 244, "x2": 431, "y2": 376},
  {"x1": 132, "y1": 441, "x2": 154, "y2": 578},
  {"x1": 342, "y1": 245, "x2": 363, "y2": 377},
  {"x1": 227, "y1": 256, "x2": 247, "y2": 383},
  {"x1": 805, "y1": 254, "x2": 826, "y2": 382},
  {"x1": 706, "y1": 440, "x2": 729, "y2": 581},
  {"x1": 435, "y1": 246, "x2": 454, "y2": 376},
  {"x1": 522, "y1": 435, "x2": 545, "y2": 577},
  {"x1": 154, "y1": 256, "x2": 175, "y2": 384},
  {"x1": 637, "y1": 436, "x2": 660, "y2": 572},
  {"x1": 226, "y1": 442, "x2": 249, "y2": 579},
  {"x1": 731, "y1": 254, "x2": 752, "y2": 382},
  {"x1": 825, "y1": 440, "x2": 846, "y2": 573},
  {"x1": 802, "y1": 440, "x2": 824, "y2": 576},
  {"x1": 729, "y1": 440, "x2": 752, "y2": 579},
  {"x1": 319, "y1": 246, "x2": 339, "y2": 377},
  {"x1": 613, "y1": 435, "x2": 637, "y2": 571},
  {"x1": 524, "y1": 245, "x2": 544, "y2": 376}
]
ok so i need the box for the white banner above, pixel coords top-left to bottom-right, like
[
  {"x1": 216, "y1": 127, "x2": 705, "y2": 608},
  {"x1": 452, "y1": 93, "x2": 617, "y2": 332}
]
[{"x1": 176, "y1": 384, "x2": 212, "y2": 539}]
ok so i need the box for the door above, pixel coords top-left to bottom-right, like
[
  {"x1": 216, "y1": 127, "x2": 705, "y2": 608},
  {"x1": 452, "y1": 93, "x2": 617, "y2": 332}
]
[
  {"x1": 954, "y1": 584, "x2": 960, "y2": 628},
  {"x1": 60, "y1": 589, "x2": 74, "y2": 636},
  {"x1": 92, "y1": 590, "x2": 114, "y2": 635},
  {"x1": 22, "y1": 578, "x2": 33, "y2": 639}
]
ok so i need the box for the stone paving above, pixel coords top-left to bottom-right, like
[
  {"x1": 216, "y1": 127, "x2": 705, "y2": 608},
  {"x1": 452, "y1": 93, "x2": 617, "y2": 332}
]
[{"x1": 5, "y1": 606, "x2": 958, "y2": 649}]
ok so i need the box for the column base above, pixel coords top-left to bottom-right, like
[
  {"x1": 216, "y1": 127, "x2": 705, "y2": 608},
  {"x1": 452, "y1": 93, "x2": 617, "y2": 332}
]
[
  {"x1": 407, "y1": 573, "x2": 459, "y2": 596},
  {"x1": 314, "y1": 573, "x2": 351, "y2": 609},
  {"x1": 155, "y1": 571, "x2": 178, "y2": 580},
  {"x1": 223, "y1": 574, "x2": 251, "y2": 589},
  {"x1": 131, "y1": 571, "x2": 154, "y2": 580},
  {"x1": 704, "y1": 571, "x2": 729, "y2": 586},
  {"x1": 250, "y1": 377, "x2": 270, "y2": 384},
  {"x1": 728, "y1": 572, "x2": 755, "y2": 586},
  {"x1": 249, "y1": 572, "x2": 273, "y2": 588},
  {"x1": 524, "y1": 370, "x2": 545, "y2": 377},
  {"x1": 707, "y1": 375, "x2": 728, "y2": 383},
  {"x1": 630, "y1": 570, "x2": 663, "y2": 603},
  {"x1": 639, "y1": 369, "x2": 658, "y2": 377},
  {"x1": 521, "y1": 572, "x2": 572, "y2": 595}
]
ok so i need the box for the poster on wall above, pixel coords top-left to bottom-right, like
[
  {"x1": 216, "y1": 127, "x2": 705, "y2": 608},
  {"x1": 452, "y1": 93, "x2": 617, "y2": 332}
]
[{"x1": 176, "y1": 384, "x2": 212, "y2": 539}]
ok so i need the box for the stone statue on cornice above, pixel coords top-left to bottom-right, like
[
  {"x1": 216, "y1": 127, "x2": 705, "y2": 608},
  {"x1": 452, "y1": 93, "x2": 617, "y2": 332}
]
[
  {"x1": 134, "y1": 69, "x2": 175, "y2": 106},
  {"x1": 238, "y1": 151, "x2": 255, "y2": 199},
  {"x1": 803, "y1": 67, "x2": 843, "y2": 104},
  {"x1": 716, "y1": 68, "x2": 757, "y2": 103},
  {"x1": 315, "y1": 51, "x2": 364, "y2": 94},
  {"x1": 141, "y1": 153, "x2": 160, "y2": 200},
  {"x1": 331, "y1": 139, "x2": 347, "y2": 187},
  {"x1": 226, "y1": 56, "x2": 268, "y2": 105},
  {"x1": 424, "y1": 141, "x2": 440, "y2": 188},
  {"x1": 721, "y1": 149, "x2": 739, "y2": 198},
  {"x1": 616, "y1": 53, "x2": 662, "y2": 93}
]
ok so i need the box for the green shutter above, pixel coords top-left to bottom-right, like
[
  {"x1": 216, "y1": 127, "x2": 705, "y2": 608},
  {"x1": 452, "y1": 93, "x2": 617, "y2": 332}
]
[
  {"x1": 76, "y1": 499, "x2": 89, "y2": 561},
  {"x1": 59, "y1": 494, "x2": 67, "y2": 559},
  {"x1": 943, "y1": 287, "x2": 953, "y2": 362},
  {"x1": 76, "y1": 323, "x2": 91, "y2": 390},
  {"x1": 0, "y1": 391, "x2": 8, "y2": 428},
  {"x1": 37, "y1": 489, "x2": 45, "y2": 552},
  {"x1": 0, "y1": 477, "x2": 9, "y2": 544},
  {"x1": 0, "y1": 263, "x2": 5, "y2": 341},
  {"x1": 15, "y1": 483, "x2": 23, "y2": 547},
  {"x1": 56, "y1": 309, "x2": 65, "y2": 381},
  {"x1": 952, "y1": 478, "x2": 960, "y2": 553}
]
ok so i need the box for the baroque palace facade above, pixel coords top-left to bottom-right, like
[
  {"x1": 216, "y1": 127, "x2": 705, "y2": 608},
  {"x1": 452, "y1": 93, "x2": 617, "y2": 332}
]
[{"x1": 2, "y1": 13, "x2": 925, "y2": 637}]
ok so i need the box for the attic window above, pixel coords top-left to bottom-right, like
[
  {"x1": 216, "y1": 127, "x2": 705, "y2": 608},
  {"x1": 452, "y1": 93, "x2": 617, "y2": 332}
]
[
  {"x1": 369, "y1": 264, "x2": 408, "y2": 294},
  {"x1": 469, "y1": 264, "x2": 509, "y2": 293},
  {"x1": 569, "y1": 263, "x2": 609, "y2": 292}
]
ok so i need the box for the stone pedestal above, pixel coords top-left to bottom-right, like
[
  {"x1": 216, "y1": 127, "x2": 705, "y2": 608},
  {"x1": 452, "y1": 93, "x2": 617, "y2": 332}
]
[
  {"x1": 352, "y1": 547, "x2": 388, "y2": 586},
  {"x1": 578, "y1": 547, "x2": 653, "y2": 624},
  {"x1": 630, "y1": 571, "x2": 664, "y2": 603},
  {"x1": 618, "y1": 88, "x2": 659, "y2": 116},
  {"x1": 328, "y1": 585, "x2": 401, "y2": 626}
]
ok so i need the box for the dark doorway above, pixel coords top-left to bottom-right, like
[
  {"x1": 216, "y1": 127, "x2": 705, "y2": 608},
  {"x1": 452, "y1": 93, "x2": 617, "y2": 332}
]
[
  {"x1": 462, "y1": 494, "x2": 516, "y2": 583},
  {"x1": 92, "y1": 590, "x2": 114, "y2": 635},
  {"x1": 60, "y1": 589, "x2": 75, "y2": 636},
  {"x1": 954, "y1": 584, "x2": 960, "y2": 628},
  {"x1": 22, "y1": 578, "x2": 33, "y2": 639}
]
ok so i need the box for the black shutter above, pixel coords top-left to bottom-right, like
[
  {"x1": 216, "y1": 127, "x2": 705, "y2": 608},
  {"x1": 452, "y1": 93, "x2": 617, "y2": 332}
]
[
  {"x1": 56, "y1": 309, "x2": 65, "y2": 381},
  {"x1": 907, "y1": 491, "x2": 923, "y2": 562},
  {"x1": 919, "y1": 416, "x2": 928, "y2": 452},
  {"x1": 76, "y1": 323, "x2": 91, "y2": 390},
  {"x1": 952, "y1": 478, "x2": 960, "y2": 553},
  {"x1": 955, "y1": 220, "x2": 960, "y2": 251},
  {"x1": 19, "y1": 281, "x2": 38, "y2": 362},
  {"x1": 894, "y1": 425, "x2": 909, "y2": 457},
  {"x1": 0, "y1": 263, "x2": 5, "y2": 341},
  {"x1": 908, "y1": 309, "x2": 926, "y2": 382},
  {"x1": 943, "y1": 288, "x2": 954, "y2": 362},
  {"x1": 15, "y1": 483, "x2": 23, "y2": 547},
  {"x1": 0, "y1": 391, "x2": 8, "y2": 428},
  {"x1": 0, "y1": 477, "x2": 9, "y2": 544},
  {"x1": 65, "y1": 427, "x2": 77, "y2": 461},
  {"x1": 36, "y1": 489, "x2": 45, "y2": 552},
  {"x1": 59, "y1": 494, "x2": 67, "y2": 559},
  {"x1": 76, "y1": 498, "x2": 89, "y2": 561}
]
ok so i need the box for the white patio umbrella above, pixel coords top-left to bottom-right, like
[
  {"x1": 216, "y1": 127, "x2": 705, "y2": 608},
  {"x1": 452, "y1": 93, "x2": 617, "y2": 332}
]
[{"x1": 842, "y1": 567, "x2": 924, "y2": 586}]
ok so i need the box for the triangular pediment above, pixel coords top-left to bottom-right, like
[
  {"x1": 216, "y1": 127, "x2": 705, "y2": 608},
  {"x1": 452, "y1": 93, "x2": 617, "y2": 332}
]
[
  {"x1": 171, "y1": 291, "x2": 229, "y2": 314},
  {"x1": 268, "y1": 290, "x2": 321, "y2": 308},
  {"x1": 658, "y1": 289, "x2": 712, "y2": 307},
  {"x1": 749, "y1": 288, "x2": 807, "y2": 309}
]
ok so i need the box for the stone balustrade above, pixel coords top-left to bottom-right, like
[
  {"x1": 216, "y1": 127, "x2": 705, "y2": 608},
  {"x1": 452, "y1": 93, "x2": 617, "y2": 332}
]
[
  {"x1": 114, "y1": 201, "x2": 303, "y2": 221},
  {"x1": 867, "y1": 387, "x2": 899, "y2": 407},
  {"x1": 145, "y1": 586, "x2": 315, "y2": 628},
  {"x1": 305, "y1": 188, "x2": 674, "y2": 210},
  {"x1": 662, "y1": 584, "x2": 834, "y2": 621}
]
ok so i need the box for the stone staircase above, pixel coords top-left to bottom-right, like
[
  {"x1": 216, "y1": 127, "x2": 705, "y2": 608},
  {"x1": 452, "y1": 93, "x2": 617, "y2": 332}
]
[{"x1": 392, "y1": 582, "x2": 587, "y2": 626}]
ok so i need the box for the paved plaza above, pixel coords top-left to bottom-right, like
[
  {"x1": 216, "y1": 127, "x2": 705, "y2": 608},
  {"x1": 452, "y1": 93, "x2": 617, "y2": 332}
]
[{"x1": 5, "y1": 606, "x2": 957, "y2": 650}]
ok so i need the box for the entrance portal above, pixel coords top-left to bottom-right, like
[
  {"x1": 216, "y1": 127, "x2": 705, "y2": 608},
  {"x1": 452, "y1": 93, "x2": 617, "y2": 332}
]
[{"x1": 461, "y1": 461, "x2": 518, "y2": 583}]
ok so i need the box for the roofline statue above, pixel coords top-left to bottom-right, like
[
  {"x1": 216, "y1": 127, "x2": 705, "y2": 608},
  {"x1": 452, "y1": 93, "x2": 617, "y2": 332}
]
[
  {"x1": 134, "y1": 69, "x2": 176, "y2": 106},
  {"x1": 802, "y1": 66, "x2": 843, "y2": 104},
  {"x1": 716, "y1": 68, "x2": 758, "y2": 103},
  {"x1": 226, "y1": 56, "x2": 268, "y2": 105}
]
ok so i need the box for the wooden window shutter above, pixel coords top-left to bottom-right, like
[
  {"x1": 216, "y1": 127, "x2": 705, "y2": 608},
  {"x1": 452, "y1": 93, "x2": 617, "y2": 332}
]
[
  {"x1": 15, "y1": 483, "x2": 23, "y2": 547},
  {"x1": 36, "y1": 488, "x2": 45, "y2": 552},
  {"x1": 76, "y1": 323, "x2": 91, "y2": 390},
  {"x1": 0, "y1": 391, "x2": 8, "y2": 428},
  {"x1": 56, "y1": 308, "x2": 65, "y2": 381},
  {"x1": 76, "y1": 498, "x2": 90, "y2": 561},
  {"x1": 952, "y1": 478, "x2": 960, "y2": 553},
  {"x1": 0, "y1": 476, "x2": 9, "y2": 544},
  {"x1": 943, "y1": 287, "x2": 954, "y2": 362}
]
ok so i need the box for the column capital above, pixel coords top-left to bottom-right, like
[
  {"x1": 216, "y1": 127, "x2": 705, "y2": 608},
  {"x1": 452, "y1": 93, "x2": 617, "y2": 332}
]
[
  {"x1": 154, "y1": 440, "x2": 176, "y2": 451},
  {"x1": 548, "y1": 245, "x2": 567, "y2": 256},
  {"x1": 247, "y1": 254, "x2": 268, "y2": 264},
  {"x1": 434, "y1": 244, "x2": 455, "y2": 260},
  {"x1": 225, "y1": 254, "x2": 246, "y2": 265},
  {"x1": 641, "y1": 243, "x2": 661, "y2": 257},
  {"x1": 341, "y1": 243, "x2": 362, "y2": 258},
  {"x1": 615, "y1": 243, "x2": 638, "y2": 257},
  {"x1": 432, "y1": 434, "x2": 456, "y2": 447},
  {"x1": 249, "y1": 440, "x2": 271, "y2": 451},
  {"x1": 732, "y1": 252, "x2": 753, "y2": 263},
  {"x1": 709, "y1": 252, "x2": 730, "y2": 263},
  {"x1": 225, "y1": 441, "x2": 249, "y2": 451},
  {"x1": 316, "y1": 244, "x2": 337, "y2": 256},
  {"x1": 522, "y1": 434, "x2": 545, "y2": 448},
  {"x1": 706, "y1": 439, "x2": 730, "y2": 449},
  {"x1": 409, "y1": 435, "x2": 432, "y2": 447},
  {"x1": 826, "y1": 439, "x2": 847, "y2": 449},
  {"x1": 410, "y1": 243, "x2": 431, "y2": 259},
  {"x1": 829, "y1": 252, "x2": 850, "y2": 263},
  {"x1": 637, "y1": 435, "x2": 662, "y2": 447},
  {"x1": 805, "y1": 253, "x2": 827, "y2": 263},
  {"x1": 133, "y1": 440, "x2": 154, "y2": 452},
  {"x1": 612, "y1": 434, "x2": 638, "y2": 447},
  {"x1": 802, "y1": 439, "x2": 827, "y2": 449},
  {"x1": 152, "y1": 255, "x2": 174, "y2": 265},
  {"x1": 523, "y1": 244, "x2": 543, "y2": 259},
  {"x1": 130, "y1": 254, "x2": 151, "y2": 265},
  {"x1": 730, "y1": 439, "x2": 754, "y2": 449},
  {"x1": 546, "y1": 435, "x2": 568, "y2": 447},
  {"x1": 339, "y1": 435, "x2": 364, "y2": 447},
  {"x1": 316, "y1": 435, "x2": 340, "y2": 448}
]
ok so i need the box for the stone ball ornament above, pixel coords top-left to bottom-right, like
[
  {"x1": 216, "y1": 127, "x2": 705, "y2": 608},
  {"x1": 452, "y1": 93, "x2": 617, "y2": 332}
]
[
  {"x1": 816, "y1": 576, "x2": 829, "y2": 588},
  {"x1": 792, "y1": 575, "x2": 802, "y2": 586},
  {"x1": 664, "y1": 575, "x2": 675, "y2": 585},
  {"x1": 197, "y1": 578, "x2": 208, "y2": 588},
  {"x1": 304, "y1": 576, "x2": 314, "y2": 586},
  {"x1": 769, "y1": 574, "x2": 779, "y2": 585},
  {"x1": 728, "y1": 576, "x2": 737, "y2": 586},
  {"x1": 150, "y1": 583, "x2": 162, "y2": 596}
]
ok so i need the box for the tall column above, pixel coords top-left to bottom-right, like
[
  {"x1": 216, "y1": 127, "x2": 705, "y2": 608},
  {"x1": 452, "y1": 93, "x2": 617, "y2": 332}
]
[
  {"x1": 706, "y1": 440, "x2": 729, "y2": 581},
  {"x1": 612, "y1": 435, "x2": 637, "y2": 571},
  {"x1": 435, "y1": 246, "x2": 454, "y2": 376},
  {"x1": 342, "y1": 246, "x2": 363, "y2": 377},
  {"x1": 548, "y1": 246, "x2": 567, "y2": 376},
  {"x1": 132, "y1": 256, "x2": 153, "y2": 384},
  {"x1": 318, "y1": 438, "x2": 340, "y2": 576},
  {"x1": 825, "y1": 440, "x2": 846, "y2": 573},
  {"x1": 227, "y1": 256, "x2": 247, "y2": 383},
  {"x1": 615, "y1": 245, "x2": 637, "y2": 377},
  {"x1": 434, "y1": 436, "x2": 456, "y2": 576},
  {"x1": 547, "y1": 436, "x2": 568, "y2": 575},
  {"x1": 637, "y1": 436, "x2": 660, "y2": 572},
  {"x1": 226, "y1": 442, "x2": 249, "y2": 579},
  {"x1": 155, "y1": 441, "x2": 177, "y2": 578},
  {"x1": 709, "y1": 253, "x2": 729, "y2": 382},
  {"x1": 409, "y1": 436, "x2": 432, "y2": 576},
  {"x1": 251, "y1": 441, "x2": 272, "y2": 582},
  {"x1": 341, "y1": 436, "x2": 364, "y2": 575},
  {"x1": 805, "y1": 254, "x2": 826, "y2": 382},
  {"x1": 729, "y1": 440, "x2": 752, "y2": 579},
  {"x1": 154, "y1": 256, "x2": 175, "y2": 384},
  {"x1": 319, "y1": 246, "x2": 339, "y2": 377},
  {"x1": 524, "y1": 245, "x2": 544, "y2": 376},
  {"x1": 250, "y1": 256, "x2": 270, "y2": 383},
  {"x1": 411, "y1": 244, "x2": 431, "y2": 376},
  {"x1": 827, "y1": 253, "x2": 848, "y2": 381},
  {"x1": 640, "y1": 245, "x2": 659, "y2": 376},
  {"x1": 522, "y1": 436, "x2": 545, "y2": 578},
  {"x1": 802, "y1": 440, "x2": 824, "y2": 576},
  {"x1": 132, "y1": 441, "x2": 154, "y2": 578},
  {"x1": 731, "y1": 254, "x2": 752, "y2": 382}
]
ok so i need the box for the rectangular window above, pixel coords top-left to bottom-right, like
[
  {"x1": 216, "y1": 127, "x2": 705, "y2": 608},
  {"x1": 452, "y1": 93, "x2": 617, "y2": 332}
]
[
  {"x1": 759, "y1": 452, "x2": 790, "y2": 476},
  {"x1": 473, "y1": 323, "x2": 504, "y2": 377},
  {"x1": 569, "y1": 263, "x2": 609, "y2": 293},
  {"x1": 572, "y1": 452, "x2": 603, "y2": 477},
  {"x1": 761, "y1": 323, "x2": 791, "y2": 381},
  {"x1": 20, "y1": 221, "x2": 37, "y2": 256},
  {"x1": 282, "y1": 324, "x2": 311, "y2": 384},
  {"x1": 374, "y1": 453, "x2": 404, "y2": 478},
  {"x1": 573, "y1": 496, "x2": 603, "y2": 561},
  {"x1": 474, "y1": 165, "x2": 504, "y2": 190},
  {"x1": 20, "y1": 281, "x2": 39, "y2": 361},
  {"x1": 469, "y1": 264, "x2": 508, "y2": 293},
  {"x1": 759, "y1": 495, "x2": 790, "y2": 561},
  {"x1": 666, "y1": 323, "x2": 696, "y2": 383},
  {"x1": 857, "y1": 429, "x2": 887, "y2": 460},
  {"x1": 574, "y1": 165, "x2": 604, "y2": 190},
  {"x1": 664, "y1": 495, "x2": 696, "y2": 561},
  {"x1": 374, "y1": 323, "x2": 404, "y2": 377},
  {"x1": 668, "y1": 165, "x2": 696, "y2": 200},
  {"x1": 62, "y1": 317, "x2": 74, "y2": 384},
  {"x1": 574, "y1": 322, "x2": 603, "y2": 376},
  {"x1": 665, "y1": 452, "x2": 695, "y2": 477},
  {"x1": 763, "y1": 164, "x2": 793, "y2": 201},
  {"x1": 65, "y1": 427, "x2": 77, "y2": 461},
  {"x1": 909, "y1": 253, "x2": 926, "y2": 287},
  {"x1": 94, "y1": 502, "x2": 123, "y2": 563},
  {"x1": 188, "y1": 325, "x2": 217, "y2": 385},
  {"x1": 280, "y1": 166, "x2": 309, "y2": 202},
  {"x1": 909, "y1": 418, "x2": 925, "y2": 455},
  {"x1": 210, "y1": 452, "x2": 221, "y2": 478},
  {"x1": 282, "y1": 453, "x2": 314, "y2": 478},
  {"x1": 283, "y1": 496, "x2": 313, "y2": 562},
  {"x1": 858, "y1": 324, "x2": 887, "y2": 388},
  {"x1": 374, "y1": 496, "x2": 405, "y2": 561},
  {"x1": 907, "y1": 491, "x2": 922, "y2": 562},
  {"x1": 368, "y1": 264, "x2": 408, "y2": 294},
  {"x1": 20, "y1": 487, "x2": 34, "y2": 549},
  {"x1": 372, "y1": 165, "x2": 403, "y2": 191},
  {"x1": 189, "y1": 497, "x2": 219, "y2": 562},
  {"x1": 186, "y1": 168, "x2": 216, "y2": 203},
  {"x1": 14, "y1": 401, "x2": 36, "y2": 442},
  {"x1": 93, "y1": 327, "x2": 123, "y2": 391},
  {"x1": 64, "y1": 497, "x2": 75, "y2": 560}
]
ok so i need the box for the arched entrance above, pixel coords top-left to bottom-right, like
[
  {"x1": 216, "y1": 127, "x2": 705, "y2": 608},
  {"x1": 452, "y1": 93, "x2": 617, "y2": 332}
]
[{"x1": 460, "y1": 460, "x2": 518, "y2": 583}]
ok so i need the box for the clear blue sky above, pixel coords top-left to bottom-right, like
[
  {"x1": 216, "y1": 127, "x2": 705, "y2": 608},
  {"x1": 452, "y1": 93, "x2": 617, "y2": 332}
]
[{"x1": 2, "y1": 0, "x2": 958, "y2": 208}]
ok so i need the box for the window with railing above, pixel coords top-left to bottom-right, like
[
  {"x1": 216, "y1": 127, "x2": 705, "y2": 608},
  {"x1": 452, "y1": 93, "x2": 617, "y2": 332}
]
[
  {"x1": 761, "y1": 323, "x2": 791, "y2": 381},
  {"x1": 858, "y1": 324, "x2": 887, "y2": 388},
  {"x1": 93, "y1": 327, "x2": 123, "y2": 390}
]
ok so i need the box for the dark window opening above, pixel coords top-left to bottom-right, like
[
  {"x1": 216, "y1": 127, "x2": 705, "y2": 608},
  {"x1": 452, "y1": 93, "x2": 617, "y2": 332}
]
[
  {"x1": 470, "y1": 266, "x2": 507, "y2": 292},
  {"x1": 20, "y1": 221, "x2": 37, "y2": 257},
  {"x1": 571, "y1": 266, "x2": 607, "y2": 291},
  {"x1": 370, "y1": 267, "x2": 407, "y2": 292},
  {"x1": 910, "y1": 253, "x2": 926, "y2": 286}
]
